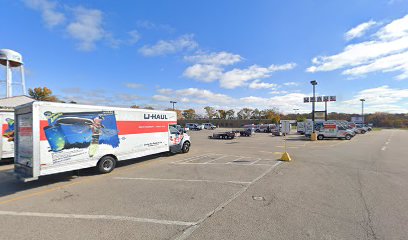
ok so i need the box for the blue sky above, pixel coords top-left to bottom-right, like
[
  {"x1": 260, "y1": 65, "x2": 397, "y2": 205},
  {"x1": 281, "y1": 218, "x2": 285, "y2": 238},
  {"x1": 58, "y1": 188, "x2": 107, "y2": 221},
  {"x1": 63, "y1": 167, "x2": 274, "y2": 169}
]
[{"x1": 1, "y1": 0, "x2": 408, "y2": 114}]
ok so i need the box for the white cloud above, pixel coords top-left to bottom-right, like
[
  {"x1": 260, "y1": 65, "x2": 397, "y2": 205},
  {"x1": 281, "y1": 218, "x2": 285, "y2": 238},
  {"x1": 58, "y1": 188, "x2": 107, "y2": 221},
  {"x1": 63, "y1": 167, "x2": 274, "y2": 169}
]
[
  {"x1": 154, "y1": 88, "x2": 234, "y2": 105},
  {"x1": 283, "y1": 82, "x2": 300, "y2": 86},
  {"x1": 220, "y1": 63, "x2": 296, "y2": 89},
  {"x1": 344, "y1": 20, "x2": 377, "y2": 41},
  {"x1": 128, "y1": 30, "x2": 141, "y2": 45},
  {"x1": 183, "y1": 64, "x2": 223, "y2": 82},
  {"x1": 248, "y1": 80, "x2": 278, "y2": 89},
  {"x1": 24, "y1": 0, "x2": 65, "y2": 28},
  {"x1": 184, "y1": 51, "x2": 242, "y2": 66},
  {"x1": 269, "y1": 90, "x2": 289, "y2": 95},
  {"x1": 66, "y1": 6, "x2": 105, "y2": 51},
  {"x1": 139, "y1": 34, "x2": 198, "y2": 56},
  {"x1": 184, "y1": 62, "x2": 295, "y2": 89},
  {"x1": 344, "y1": 85, "x2": 408, "y2": 106},
  {"x1": 136, "y1": 20, "x2": 175, "y2": 33},
  {"x1": 308, "y1": 14, "x2": 408, "y2": 80},
  {"x1": 125, "y1": 83, "x2": 143, "y2": 89}
]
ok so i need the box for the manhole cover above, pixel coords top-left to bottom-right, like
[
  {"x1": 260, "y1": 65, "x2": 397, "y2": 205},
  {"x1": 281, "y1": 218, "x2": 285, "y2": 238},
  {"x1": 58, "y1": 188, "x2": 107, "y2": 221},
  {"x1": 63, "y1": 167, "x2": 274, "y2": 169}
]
[{"x1": 252, "y1": 196, "x2": 265, "y2": 201}]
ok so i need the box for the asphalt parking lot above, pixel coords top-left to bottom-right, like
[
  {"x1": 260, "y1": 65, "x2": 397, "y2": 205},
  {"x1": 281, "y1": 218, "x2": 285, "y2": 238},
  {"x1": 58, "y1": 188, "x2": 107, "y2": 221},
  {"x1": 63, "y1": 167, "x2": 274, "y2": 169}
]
[{"x1": 0, "y1": 129, "x2": 408, "y2": 240}]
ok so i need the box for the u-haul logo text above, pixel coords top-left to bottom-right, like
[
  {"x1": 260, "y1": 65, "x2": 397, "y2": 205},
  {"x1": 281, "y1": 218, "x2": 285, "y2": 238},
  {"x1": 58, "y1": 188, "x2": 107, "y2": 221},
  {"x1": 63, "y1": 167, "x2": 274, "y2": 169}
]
[{"x1": 144, "y1": 114, "x2": 168, "y2": 120}]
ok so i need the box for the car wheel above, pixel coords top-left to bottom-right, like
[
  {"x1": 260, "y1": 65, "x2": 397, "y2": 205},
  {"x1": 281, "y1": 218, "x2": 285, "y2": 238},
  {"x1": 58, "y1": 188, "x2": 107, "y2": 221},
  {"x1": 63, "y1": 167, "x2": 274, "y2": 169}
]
[
  {"x1": 361, "y1": 130, "x2": 366, "y2": 134},
  {"x1": 182, "y1": 141, "x2": 190, "y2": 153},
  {"x1": 317, "y1": 135, "x2": 324, "y2": 140},
  {"x1": 97, "y1": 156, "x2": 116, "y2": 174},
  {"x1": 345, "y1": 134, "x2": 352, "y2": 140}
]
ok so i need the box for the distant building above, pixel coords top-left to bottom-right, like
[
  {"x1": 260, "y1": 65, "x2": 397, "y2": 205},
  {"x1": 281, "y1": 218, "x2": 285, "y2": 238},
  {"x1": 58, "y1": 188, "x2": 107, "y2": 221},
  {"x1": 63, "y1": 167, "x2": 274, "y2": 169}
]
[{"x1": 0, "y1": 95, "x2": 34, "y2": 109}]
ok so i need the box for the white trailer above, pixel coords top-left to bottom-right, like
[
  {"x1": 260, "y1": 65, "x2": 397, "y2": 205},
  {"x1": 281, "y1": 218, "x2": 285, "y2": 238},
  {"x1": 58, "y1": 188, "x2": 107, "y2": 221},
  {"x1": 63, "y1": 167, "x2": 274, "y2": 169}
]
[
  {"x1": 0, "y1": 110, "x2": 15, "y2": 161},
  {"x1": 14, "y1": 102, "x2": 191, "y2": 182}
]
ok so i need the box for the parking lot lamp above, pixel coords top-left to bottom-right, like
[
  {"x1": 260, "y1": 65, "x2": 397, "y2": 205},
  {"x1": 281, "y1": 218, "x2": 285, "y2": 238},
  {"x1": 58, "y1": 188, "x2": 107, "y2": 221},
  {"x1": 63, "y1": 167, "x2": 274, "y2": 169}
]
[
  {"x1": 360, "y1": 99, "x2": 365, "y2": 124},
  {"x1": 170, "y1": 101, "x2": 177, "y2": 110},
  {"x1": 310, "y1": 80, "x2": 318, "y2": 125}
]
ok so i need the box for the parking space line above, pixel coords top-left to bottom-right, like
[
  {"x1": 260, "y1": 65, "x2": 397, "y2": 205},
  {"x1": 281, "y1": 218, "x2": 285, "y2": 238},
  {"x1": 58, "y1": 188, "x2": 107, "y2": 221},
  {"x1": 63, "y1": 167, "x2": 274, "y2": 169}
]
[
  {"x1": 173, "y1": 154, "x2": 211, "y2": 163},
  {"x1": 113, "y1": 177, "x2": 251, "y2": 185},
  {"x1": 203, "y1": 155, "x2": 227, "y2": 164},
  {"x1": 0, "y1": 210, "x2": 196, "y2": 226},
  {"x1": 226, "y1": 156, "x2": 244, "y2": 164},
  {"x1": 249, "y1": 158, "x2": 262, "y2": 165},
  {"x1": 175, "y1": 161, "x2": 283, "y2": 240},
  {"x1": 381, "y1": 146, "x2": 386, "y2": 151}
]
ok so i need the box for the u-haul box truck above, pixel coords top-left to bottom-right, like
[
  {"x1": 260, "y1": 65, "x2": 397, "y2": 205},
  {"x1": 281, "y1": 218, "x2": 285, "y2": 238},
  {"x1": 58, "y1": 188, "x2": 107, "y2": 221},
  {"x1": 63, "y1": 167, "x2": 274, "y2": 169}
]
[
  {"x1": 0, "y1": 110, "x2": 15, "y2": 161},
  {"x1": 14, "y1": 101, "x2": 191, "y2": 182},
  {"x1": 314, "y1": 122, "x2": 354, "y2": 140}
]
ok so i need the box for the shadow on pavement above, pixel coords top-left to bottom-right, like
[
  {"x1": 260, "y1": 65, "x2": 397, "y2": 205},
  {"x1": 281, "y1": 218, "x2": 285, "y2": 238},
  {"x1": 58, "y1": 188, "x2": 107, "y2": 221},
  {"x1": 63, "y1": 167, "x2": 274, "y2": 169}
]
[{"x1": 0, "y1": 152, "x2": 172, "y2": 199}]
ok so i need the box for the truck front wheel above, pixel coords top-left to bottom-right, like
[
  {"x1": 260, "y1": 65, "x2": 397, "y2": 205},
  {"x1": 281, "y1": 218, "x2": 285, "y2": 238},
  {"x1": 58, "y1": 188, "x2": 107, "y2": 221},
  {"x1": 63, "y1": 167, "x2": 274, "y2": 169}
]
[
  {"x1": 182, "y1": 141, "x2": 190, "y2": 153},
  {"x1": 97, "y1": 156, "x2": 116, "y2": 174},
  {"x1": 345, "y1": 134, "x2": 352, "y2": 140},
  {"x1": 317, "y1": 135, "x2": 324, "y2": 140}
]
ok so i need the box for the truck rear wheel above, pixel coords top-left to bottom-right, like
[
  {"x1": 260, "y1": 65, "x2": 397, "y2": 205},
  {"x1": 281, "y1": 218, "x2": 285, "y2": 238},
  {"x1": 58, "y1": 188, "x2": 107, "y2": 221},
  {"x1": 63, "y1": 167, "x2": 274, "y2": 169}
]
[
  {"x1": 182, "y1": 141, "x2": 190, "y2": 153},
  {"x1": 317, "y1": 135, "x2": 324, "y2": 140},
  {"x1": 97, "y1": 156, "x2": 116, "y2": 174},
  {"x1": 361, "y1": 130, "x2": 366, "y2": 134},
  {"x1": 345, "y1": 134, "x2": 352, "y2": 140}
]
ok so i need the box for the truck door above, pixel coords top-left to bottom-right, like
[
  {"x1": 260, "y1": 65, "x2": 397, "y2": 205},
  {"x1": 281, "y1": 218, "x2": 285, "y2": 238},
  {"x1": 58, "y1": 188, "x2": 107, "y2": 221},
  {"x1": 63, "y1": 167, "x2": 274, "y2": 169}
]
[
  {"x1": 15, "y1": 112, "x2": 34, "y2": 179},
  {"x1": 169, "y1": 125, "x2": 183, "y2": 152}
]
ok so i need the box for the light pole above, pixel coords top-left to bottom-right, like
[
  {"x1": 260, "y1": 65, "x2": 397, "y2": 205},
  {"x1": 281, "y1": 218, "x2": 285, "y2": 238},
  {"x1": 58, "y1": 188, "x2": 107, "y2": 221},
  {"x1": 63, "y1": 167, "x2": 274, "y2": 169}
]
[
  {"x1": 310, "y1": 80, "x2": 318, "y2": 126},
  {"x1": 170, "y1": 101, "x2": 177, "y2": 110},
  {"x1": 360, "y1": 99, "x2": 365, "y2": 124}
]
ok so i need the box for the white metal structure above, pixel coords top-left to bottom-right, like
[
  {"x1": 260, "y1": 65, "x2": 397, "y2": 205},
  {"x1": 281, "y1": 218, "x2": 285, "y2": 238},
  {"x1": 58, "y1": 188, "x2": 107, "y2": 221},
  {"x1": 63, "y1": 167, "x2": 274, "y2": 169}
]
[
  {"x1": 14, "y1": 102, "x2": 191, "y2": 181},
  {"x1": 0, "y1": 49, "x2": 26, "y2": 97},
  {"x1": 0, "y1": 110, "x2": 15, "y2": 161}
]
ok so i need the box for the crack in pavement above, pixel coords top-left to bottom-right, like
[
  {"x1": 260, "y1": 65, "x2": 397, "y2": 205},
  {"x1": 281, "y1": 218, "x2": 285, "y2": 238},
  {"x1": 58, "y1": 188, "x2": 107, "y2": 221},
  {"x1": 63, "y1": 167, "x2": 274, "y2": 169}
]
[{"x1": 357, "y1": 170, "x2": 379, "y2": 240}]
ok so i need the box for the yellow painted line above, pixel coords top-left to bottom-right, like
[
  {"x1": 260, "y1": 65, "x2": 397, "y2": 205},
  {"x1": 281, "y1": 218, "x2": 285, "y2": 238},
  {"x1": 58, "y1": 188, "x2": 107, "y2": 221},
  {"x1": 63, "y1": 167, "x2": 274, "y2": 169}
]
[{"x1": 0, "y1": 158, "x2": 159, "y2": 206}]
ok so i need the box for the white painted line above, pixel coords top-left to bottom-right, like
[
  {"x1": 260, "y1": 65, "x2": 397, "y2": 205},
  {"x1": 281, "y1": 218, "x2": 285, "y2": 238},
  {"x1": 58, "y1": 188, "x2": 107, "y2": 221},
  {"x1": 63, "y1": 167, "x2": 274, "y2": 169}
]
[
  {"x1": 0, "y1": 210, "x2": 196, "y2": 226},
  {"x1": 226, "y1": 156, "x2": 244, "y2": 164},
  {"x1": 171, "y1": 154, "x2": 209, "y2": 164},
  {"x1": 175, "y1": 161, "x2": 283, "y2": 240},
  {"x1": 381, "y1": 146, "x2": 386, "y2": 151},
  {"x1": 175, "y1": 162, "x2": 272, "y2": 166},
  {"x1": 249, "y1": 158, "x2": 262, "y2": 165},
  {"x1": 204, "y1": 155, "x2": 227, "y2": 164},
  {"x1": 114, "y1": 177, "x2": 251, "y2": 185}
]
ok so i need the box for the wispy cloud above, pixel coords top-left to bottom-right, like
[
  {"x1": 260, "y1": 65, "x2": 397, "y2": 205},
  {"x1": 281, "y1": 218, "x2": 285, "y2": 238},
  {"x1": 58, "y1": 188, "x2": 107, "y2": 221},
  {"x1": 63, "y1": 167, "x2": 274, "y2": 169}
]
[
  {"x1": 136, "y1": 20, "x2": 175, "y2": 33},
  {"x1": 125, "y1": 83, "x2": 143, "y2": 89},
  {"x1": 308, "y1": 14, "x2": 408, "y2": 80},
  {"x1": 139, "y1": 34, "x2": 198, "y2": 56},
  {"x1": 23, "y1": 0, "x2": 65, "y2": 28},
  {"x1": 344, "y1": 20, "x2": 377, "y2": 41},
  {"x1": 183, "y1": 50, "x2": 296, "y2": 89},
  {"x1": 184, "y1": 51, "x2": 242, "y2": 66},
  {"x1": 66, "y1": 6, "x2": 105, "y2": 51},
  {"x1": 248, "y1": 80, "x2": 278, "y2": 89}
]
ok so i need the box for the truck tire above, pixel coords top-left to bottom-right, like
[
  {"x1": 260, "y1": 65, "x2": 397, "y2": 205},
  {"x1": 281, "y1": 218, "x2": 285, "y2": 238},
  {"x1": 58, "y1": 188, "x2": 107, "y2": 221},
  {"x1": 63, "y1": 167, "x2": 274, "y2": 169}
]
[
  {"x1": 361, "y1": 130, "x2": 366, "y2": 134},
  {"x1": 317, "y1": 135, "x2": 324, "y2": 140},
  {"x1": 345, "y1": 134, "x2": 352, "y2": 140},
  {"x1": 182, "y1": 141, "x2": 190, "y2": 153},
  {"x1": 97, "y1": 156, "x2": 116, "y2": 174}
]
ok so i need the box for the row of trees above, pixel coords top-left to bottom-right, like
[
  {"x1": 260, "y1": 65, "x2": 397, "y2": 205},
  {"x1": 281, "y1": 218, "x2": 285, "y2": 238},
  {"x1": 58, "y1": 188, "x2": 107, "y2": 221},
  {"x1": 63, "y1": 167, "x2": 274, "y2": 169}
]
[{"x1": 27, "y1": 87, "x2": 408, "y2": 128}]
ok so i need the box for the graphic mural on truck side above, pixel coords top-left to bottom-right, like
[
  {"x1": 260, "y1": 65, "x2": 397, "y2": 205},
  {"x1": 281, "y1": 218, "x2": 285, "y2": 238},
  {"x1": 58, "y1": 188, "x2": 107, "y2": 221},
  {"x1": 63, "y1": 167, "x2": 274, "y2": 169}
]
[
  {"x1": 43, "y1": 111, "x2": 120, "y2": 157},
  {"x1": 2, "y1": 118, "x2": 15, "y2": 142}
]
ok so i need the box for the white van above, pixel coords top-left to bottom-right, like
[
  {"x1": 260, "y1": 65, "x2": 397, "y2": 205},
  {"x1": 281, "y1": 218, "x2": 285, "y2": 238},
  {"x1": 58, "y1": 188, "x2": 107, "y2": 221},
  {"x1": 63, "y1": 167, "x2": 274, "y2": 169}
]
[
  {"x1": 297, "y1": 122, "x2": 305, "y2": 134},
  {"x1": 315, "y1": 122, "x2": 354, "y2": 140},
  {"x1": 14, "y1": 102, "x2": 191, "y2": 182}
]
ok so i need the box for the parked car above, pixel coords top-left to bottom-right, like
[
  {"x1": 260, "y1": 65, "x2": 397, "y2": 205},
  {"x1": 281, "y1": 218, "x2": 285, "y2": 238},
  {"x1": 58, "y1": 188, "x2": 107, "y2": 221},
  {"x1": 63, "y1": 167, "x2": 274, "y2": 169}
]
[
  {"x1": 186, "y1": 123, "x2": 202, "y2": 131},
  {"x1": 314, "y1": 122, "x2": 355, "y2": 140},
  {"x1": 172, "y1": 124, "x2": 188, "y2": 133},
  {"x1": 203, "y1": 123, "x2": 216, "y2": 130}
]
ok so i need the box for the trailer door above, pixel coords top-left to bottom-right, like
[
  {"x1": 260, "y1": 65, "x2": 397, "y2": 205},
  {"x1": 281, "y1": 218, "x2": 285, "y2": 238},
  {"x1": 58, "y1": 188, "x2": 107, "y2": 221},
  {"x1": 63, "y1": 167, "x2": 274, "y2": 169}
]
[{"x1": 14, "y1": 112, "x2": 34, "y2": 178}]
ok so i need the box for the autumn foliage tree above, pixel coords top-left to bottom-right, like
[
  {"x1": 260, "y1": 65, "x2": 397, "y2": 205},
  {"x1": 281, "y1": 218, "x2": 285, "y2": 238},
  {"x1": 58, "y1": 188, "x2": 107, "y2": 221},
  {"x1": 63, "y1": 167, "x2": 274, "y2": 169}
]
[{"x1": 28, "y1": 87, "x2": 59, "y2": 102}]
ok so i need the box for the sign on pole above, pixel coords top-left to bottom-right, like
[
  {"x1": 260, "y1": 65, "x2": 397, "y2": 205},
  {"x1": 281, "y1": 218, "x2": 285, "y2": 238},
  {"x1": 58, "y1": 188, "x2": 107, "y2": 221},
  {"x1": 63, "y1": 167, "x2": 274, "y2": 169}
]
[
  {"x1": 330, "y1": 96, "x2": 336, "y2": 101},
  {"x1": 317, "y1": 96, "x2": 323, "y2": 102},
  {"x1": 280, "y1": 120, "x2": 291, "y2": 134},
  {"x1": 323, "y1": 96, "x2": 329, "y2": 102},
  {"x1": 303, "y1": 97, "x2": 310, "y2": 103}
]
